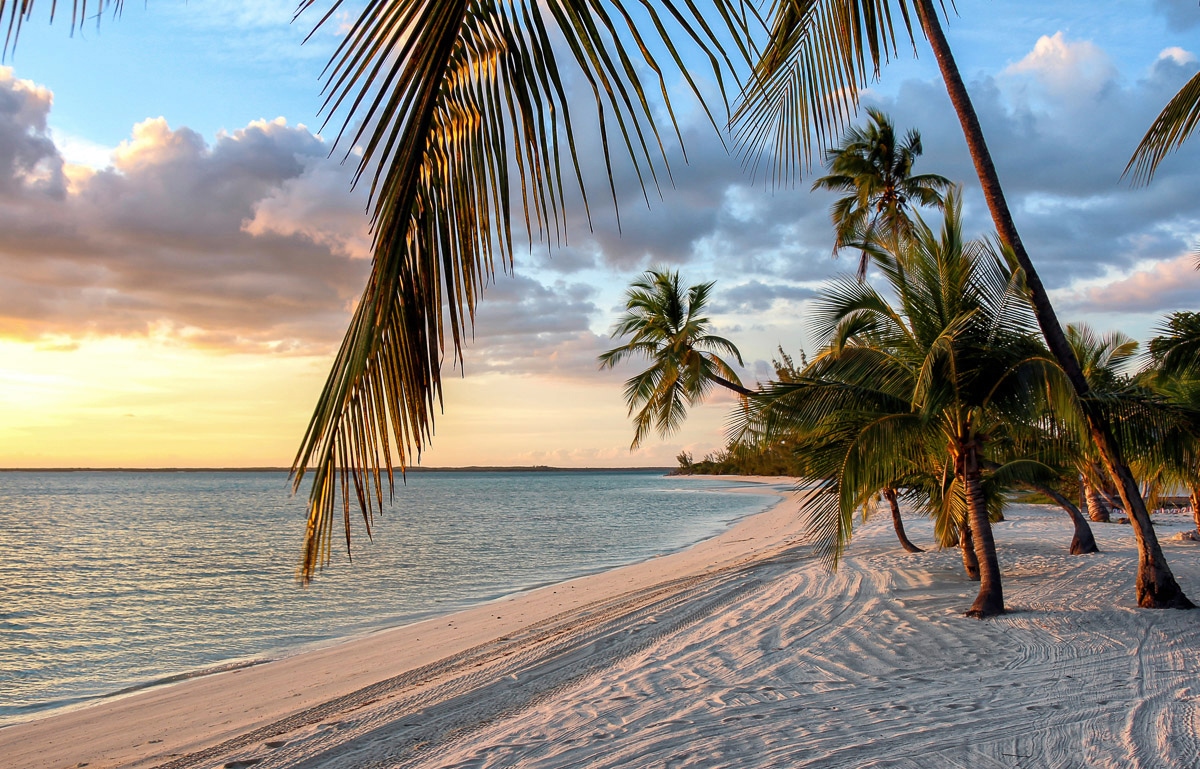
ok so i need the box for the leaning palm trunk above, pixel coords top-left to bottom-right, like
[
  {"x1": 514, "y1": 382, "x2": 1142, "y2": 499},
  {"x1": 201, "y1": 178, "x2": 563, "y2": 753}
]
[
  {"x1": 1029, "y1": 482, "x2": 1100, "y2": 555},
  {"x1": 1192, "y1": 488, "x2": 1200, "y2": 535},
  {"x1": 883, "y1": 487, "x2": 923, "y2": 553},
  {"x1": 1085, "y1": 485, "x2": 1112, "y2": 523},
  {"x1": 914, "y1": 0, "x2": 1192, "y2": 609},
  {"x1": 960, "y1": 443, "x2": 1003, "y2": 617}
]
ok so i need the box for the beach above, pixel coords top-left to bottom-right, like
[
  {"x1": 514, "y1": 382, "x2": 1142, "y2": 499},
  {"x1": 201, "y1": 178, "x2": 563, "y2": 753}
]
[{"x1": 6, "y1": 477, "x2": 1200, "y2": 768}]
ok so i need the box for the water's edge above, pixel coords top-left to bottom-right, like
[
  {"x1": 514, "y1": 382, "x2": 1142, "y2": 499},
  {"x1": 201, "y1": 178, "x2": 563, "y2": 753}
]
[{"x1": 1, "y1": 474, "x2": 787, "y2": 726}]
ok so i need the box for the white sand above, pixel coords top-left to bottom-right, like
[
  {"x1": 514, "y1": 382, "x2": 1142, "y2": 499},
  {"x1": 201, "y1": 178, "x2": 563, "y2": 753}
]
[{"x1": 6, "y1": 478, "x2": 1200, "y2": 768}]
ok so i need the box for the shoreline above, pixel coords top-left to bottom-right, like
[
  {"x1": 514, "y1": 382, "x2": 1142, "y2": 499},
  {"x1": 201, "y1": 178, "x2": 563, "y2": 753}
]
[
  {"x1": 12, "y1": 477, "x2": 1198, "y2": 767},
  {"x1": 1, "y1": 472, "x2": 777, "y2": 729},
  {"x1": 0, "y1": 476, "x2": 804, "y2": 769}
]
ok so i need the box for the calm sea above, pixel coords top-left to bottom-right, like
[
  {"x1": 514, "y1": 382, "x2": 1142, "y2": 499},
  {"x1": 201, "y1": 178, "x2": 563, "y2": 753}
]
[{"x1": 0, "y1": 470, "x2": 777, "y2": 724}]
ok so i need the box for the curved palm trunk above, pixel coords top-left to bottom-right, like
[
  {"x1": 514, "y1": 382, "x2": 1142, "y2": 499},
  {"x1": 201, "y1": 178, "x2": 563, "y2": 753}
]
[
  {"x1": 961, "y1": 442, "x2": 1003, "y2": 617},
  {"x1": 884, "y1": 486, "x2": 923, "y2": 553},
  {"x1": 1030, "y1": 482, "x2": 1100, "y2": 555},
  {"x1": 960, "y1": 516, "x2": 980, "y2": 581},
  {"x1": 1192, "y1": 488, "x2": 1200, "y2": 534},
  {"x1": 914, "y1": 0, "x2": 1192, "y2": 609},
  {"x1": 1085, "y1": 484, "x2": 1112, "y2": 523}
]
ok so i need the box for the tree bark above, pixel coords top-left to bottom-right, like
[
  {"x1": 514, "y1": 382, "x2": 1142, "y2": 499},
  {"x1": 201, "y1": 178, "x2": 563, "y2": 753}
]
[
  {"x1": 1030, "y1": 482, "x2": 1100, "y2": 555},
  {"x1": 960, "y1": 513, "x2": 980, "y2": 581},
  {"x1": 962, "y1": 443, "x2": 1004, "y2": 617},
  {"x1": 914, "y1": 0, "x2": 1192, "y2": 609},
  {"x1": 710, "y1": 373, "x2": 755, "y2": 398},
  {"x1": 884, "y1": 487, "x2": 923, "y2": 553},
  {"x1": 1192, "y1": 488, "x2": 1200, "y2": 534},
  {"x1": 1085, "y1": 484, "x2": 1111, "y2": 523}
]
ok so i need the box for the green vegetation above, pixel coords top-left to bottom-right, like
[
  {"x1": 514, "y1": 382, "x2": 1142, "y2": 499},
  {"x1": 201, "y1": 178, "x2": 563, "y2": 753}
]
[{"x1": 606, "y1": 111, "x2": 1200, "y2": 616}]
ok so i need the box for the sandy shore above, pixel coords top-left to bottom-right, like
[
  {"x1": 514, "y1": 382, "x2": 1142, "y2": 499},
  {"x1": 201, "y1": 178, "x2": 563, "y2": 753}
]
[{"x1": 7, "y1": 478, "x2": 1200, "y2": 768}]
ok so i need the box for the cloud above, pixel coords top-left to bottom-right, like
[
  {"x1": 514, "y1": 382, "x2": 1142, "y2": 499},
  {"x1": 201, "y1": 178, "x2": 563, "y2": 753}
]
[
  {"x1": 462, "y1": 274, "x2": 611, "y2": 378},
  {"x1": 0, "y1": 68, "x2": 65, "y2": 200},
  {"x1": 1153, "y1": 0, "x2": 1200, "y2": 31},
  {"x1": 0, "y1": 71, "x2": 622, "y2": 380},
  {"x1": 860, "y1": 38, "x2": 1200, "y2": 302},
  {"x1": 0, "y1": 73, "x2": 370, "y2": 353},
  {"x1": 1005, "y1": 32, "x2": 1117, "y2": 101},
  {"x1": 1058, "y1": 254, "x2": 1200, "y2": 314}
]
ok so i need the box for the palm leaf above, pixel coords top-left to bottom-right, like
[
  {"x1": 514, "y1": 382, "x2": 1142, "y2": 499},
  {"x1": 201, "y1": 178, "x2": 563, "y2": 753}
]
[
  {"x1": 286, "y1": 0, "x2": 765, "y2": 581},
  {"x1": 1126, "y1": 70, "x2": 1200, "y2": 184}
]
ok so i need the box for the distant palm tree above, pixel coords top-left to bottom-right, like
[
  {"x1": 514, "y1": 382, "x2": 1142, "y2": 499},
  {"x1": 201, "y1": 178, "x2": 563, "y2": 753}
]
[
  {"x1": 1149, "y1": 312, "x2": 1200, "y2": 380},
  {"x1": 599, "y1": 269, "x2": 751, "y2": 449},
  {"x1": 1066, "y1": 324, "x2": 1140, "y2": 522},
  {"x1": 812, "y1": 108, "x2": 951, "y2": 278},
  {"x1": 734, "y1": 0, "x2": 1192, "y2": 609},
  {"x1": 747, "y1": 192, "x2": 1066, "y2": 617}
]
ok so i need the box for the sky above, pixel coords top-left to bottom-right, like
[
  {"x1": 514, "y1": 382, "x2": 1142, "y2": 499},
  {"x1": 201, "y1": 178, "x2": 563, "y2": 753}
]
[{"x1": 0, "y1": 0, "x2": 1198, "y2": 468}]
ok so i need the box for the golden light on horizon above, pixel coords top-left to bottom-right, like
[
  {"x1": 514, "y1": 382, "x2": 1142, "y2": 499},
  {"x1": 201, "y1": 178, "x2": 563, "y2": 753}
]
[{"x1": 0, "y1": 337, "x2": 732, "y2": 469}]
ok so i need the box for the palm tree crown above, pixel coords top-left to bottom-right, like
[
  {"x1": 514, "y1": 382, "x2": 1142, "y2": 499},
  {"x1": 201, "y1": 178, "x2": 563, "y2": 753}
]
[
  {"x1": 599, "y1": 269, "x2": 750, "y2": 449},
  {"x1": 812, "y1": 108, "x2": 951, "y2": 277}
]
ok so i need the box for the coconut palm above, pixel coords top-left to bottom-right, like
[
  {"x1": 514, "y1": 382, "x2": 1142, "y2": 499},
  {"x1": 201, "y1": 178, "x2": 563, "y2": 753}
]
[
  {"x1": 746, "y1": 192, "x2": 1068, "y2": 617},
  {"x1": 599, "y1": 269, "x2": 751, "y2": 449},
  {"x1": 1066, "y1": 324, "x2": 1140, "y2": 522},
  {"x1": 733, "y1": 0, "x2": 1192, "y2": 609},
  {"x1": 812, "y1": 107, "x2": 951, "y2": 279}
]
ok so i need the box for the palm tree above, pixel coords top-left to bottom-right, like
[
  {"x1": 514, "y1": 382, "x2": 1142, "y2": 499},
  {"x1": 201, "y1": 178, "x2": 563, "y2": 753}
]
[
  {"x1": 734, "y1": 0, "x2": 1192, "y2": 609},
  {"x1": 812, "y1": 107, "x2": 951, "y2": 279},
  {"x1": 599, "y1": 269, "x2": 751, "y2": 449},
  {"x1": 748, "y1": 192, "x2": 1067, "y2": 617},
  {"x1": 1066, "y1": 324, "x2": 1140, "y2": 523}
]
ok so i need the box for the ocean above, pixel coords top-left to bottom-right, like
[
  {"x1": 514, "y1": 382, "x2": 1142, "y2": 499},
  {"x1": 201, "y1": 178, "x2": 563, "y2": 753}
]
[{"x1": 0, "y1": 470, "x2": 778, "y2": 724}]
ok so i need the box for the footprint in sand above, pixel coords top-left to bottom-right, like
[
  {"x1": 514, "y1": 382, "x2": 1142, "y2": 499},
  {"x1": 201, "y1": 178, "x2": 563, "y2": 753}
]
[
  {"x1": 263, "y1": 740, "x2": 288, "y2": 749},
  {"x1": 223, "y1": 760, "x2": 262, "y2": 769}
]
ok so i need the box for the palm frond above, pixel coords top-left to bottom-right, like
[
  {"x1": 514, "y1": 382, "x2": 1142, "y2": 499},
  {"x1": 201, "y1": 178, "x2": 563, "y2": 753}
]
[
  {"x1": 0, "y1": 0, "x2": 124, "y2": 52},
  {"x1": 1126, "y1": 70, "x2": 1200, "y2": 184},
  {"x1": 732, "y1": 0, "x2": 918, "y2": 184},
  {"x1": 291, "y1": 0, "x2": 756, "y2": 581}
]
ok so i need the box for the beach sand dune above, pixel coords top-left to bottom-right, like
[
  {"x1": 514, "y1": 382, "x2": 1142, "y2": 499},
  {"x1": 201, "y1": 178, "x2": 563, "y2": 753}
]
[{"x1": 6, "y1": 480, "x2": 1200, "y2": 768}]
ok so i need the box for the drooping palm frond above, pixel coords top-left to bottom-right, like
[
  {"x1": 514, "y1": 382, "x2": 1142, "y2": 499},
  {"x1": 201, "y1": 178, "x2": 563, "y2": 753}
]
[
  {"x1": 290, "y1": 0, "x2": 765, "y2": 581},
  {"x1": 1, "y1": 0, "x2": 124, "y2": 52},
  {"x1": 1126, "y1": 69, "x2": 1200, "y2": 184},
  {"x1": 732, "y1": 0, "x2": 919, "y2": 185}
]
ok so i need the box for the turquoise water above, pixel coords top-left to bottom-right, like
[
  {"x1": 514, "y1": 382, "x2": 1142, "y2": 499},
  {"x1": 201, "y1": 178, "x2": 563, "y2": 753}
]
[{"x1": 0, "y1": 470, "x2": 775, "y2": 723}]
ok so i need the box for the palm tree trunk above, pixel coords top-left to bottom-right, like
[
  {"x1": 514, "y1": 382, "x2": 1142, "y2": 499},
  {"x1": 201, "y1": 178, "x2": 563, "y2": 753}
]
[
  {"x1": 914, "y1": 0, "x2": 1193, "y2": 609},
  {"x1": 1191, "y1": 487, "x2": 1200, "y2": 535},
  {"x1": 1085, "y1": 484, "x2": 1112, "y2": 523},
  {"x1": 710, "y1": 374, "x2": 755, "y2": 397},
  {"x1": 1029, "y1": 482, "x2": 1100, "y2": 555},
  {"x1": 960, "y1": 515, "x2": 980, "y2": 581},
  {"x1": 883, "y1": 486, "x2": 923, "y2": 553},
  {"x1": 961, "y1": 443, "x2": 1004, "y2": 617}
]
